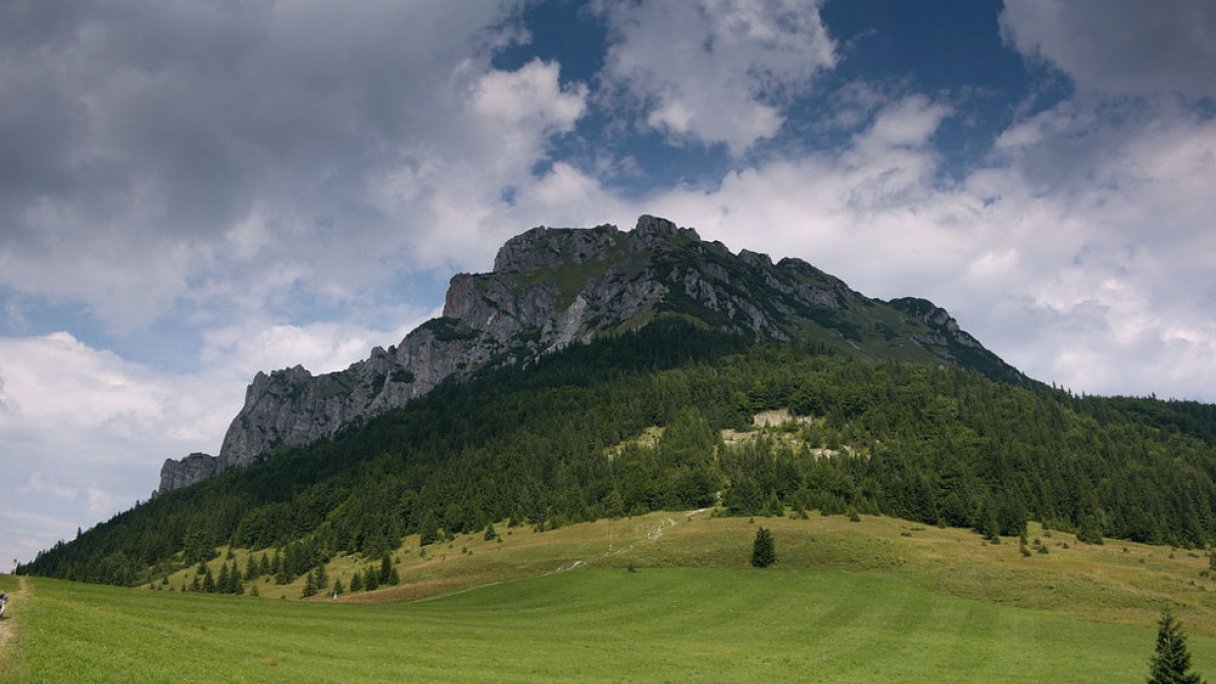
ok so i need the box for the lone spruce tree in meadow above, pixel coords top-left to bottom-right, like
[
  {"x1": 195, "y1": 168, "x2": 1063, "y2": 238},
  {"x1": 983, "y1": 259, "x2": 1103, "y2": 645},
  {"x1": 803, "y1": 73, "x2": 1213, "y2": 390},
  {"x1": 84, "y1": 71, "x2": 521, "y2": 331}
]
[
  {"x1": 751, "y1": 527, "x2": 776, "y2": 568},
  {"x1": 1148, "y1": 607, "x2": 1204, "y2": 684}
]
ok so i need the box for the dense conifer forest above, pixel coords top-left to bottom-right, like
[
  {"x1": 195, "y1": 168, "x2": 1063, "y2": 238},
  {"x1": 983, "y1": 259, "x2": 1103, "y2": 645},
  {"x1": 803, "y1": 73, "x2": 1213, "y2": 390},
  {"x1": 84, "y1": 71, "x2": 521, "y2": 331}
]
[{"x1": 20, "y1": 319, "x2": 1216, "y2": 586}]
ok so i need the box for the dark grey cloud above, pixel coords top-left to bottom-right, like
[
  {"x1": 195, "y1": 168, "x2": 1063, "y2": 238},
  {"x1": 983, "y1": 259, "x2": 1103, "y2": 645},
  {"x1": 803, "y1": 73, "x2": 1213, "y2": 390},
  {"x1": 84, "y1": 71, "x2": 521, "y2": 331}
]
[
  {"x1": 0, "y1": 0, "x2": 557, "y2": 328},
  {"x1": 1001, "y1": 0, "x2": 1216, "y2": 99}
]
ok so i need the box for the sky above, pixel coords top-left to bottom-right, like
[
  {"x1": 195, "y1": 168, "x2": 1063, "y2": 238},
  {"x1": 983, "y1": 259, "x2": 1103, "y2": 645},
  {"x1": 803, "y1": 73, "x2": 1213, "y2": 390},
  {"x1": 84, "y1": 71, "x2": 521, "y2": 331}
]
[{"x1": 1, "y1": 0, "x2": 1215, "y2": 572}]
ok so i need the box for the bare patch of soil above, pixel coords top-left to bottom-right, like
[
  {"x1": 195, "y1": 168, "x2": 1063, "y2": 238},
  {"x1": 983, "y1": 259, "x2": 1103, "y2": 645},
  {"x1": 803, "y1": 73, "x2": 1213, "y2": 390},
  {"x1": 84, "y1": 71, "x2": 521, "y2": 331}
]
[{"x1": 0, "y1": 576, "x2": 28, "y2": 674}]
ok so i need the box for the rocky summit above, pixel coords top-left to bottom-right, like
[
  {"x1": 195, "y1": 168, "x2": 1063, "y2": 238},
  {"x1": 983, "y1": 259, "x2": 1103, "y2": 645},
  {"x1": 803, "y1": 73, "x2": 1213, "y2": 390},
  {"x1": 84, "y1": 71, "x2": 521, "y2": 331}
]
[{"x1": 157, "y1": 215, "x2": 1026, "y2": 493}]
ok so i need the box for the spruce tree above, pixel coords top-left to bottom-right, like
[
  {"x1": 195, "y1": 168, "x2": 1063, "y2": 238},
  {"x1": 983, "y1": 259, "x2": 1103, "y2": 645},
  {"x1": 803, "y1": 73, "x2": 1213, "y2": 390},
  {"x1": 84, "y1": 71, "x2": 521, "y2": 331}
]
[
  {"x1": 484, "y1": 524, "x2": 498, "y2": 542},
  {"x1": 217, "y1": 562, "x2": 231, "y2": 592},
  {"x1": 245, "y1": 553, "x2": 258, "y2": 581},
  {"x1": 231, "y1": 562, "x2": 244, "y2": 594},
  {"x1": 202, "y1": 567, "x2": 216, "y2": 593},
  {"x1": 1077, "y1": 514, "x2": 1104, "y2": 545},
  {"x1": 332, "y1": 578, "x2": 344, "y2": 597},
  {"x1": 350, "y1": 571, "x2": 364, "y2": 592},
  {"x1": 379, "y1": 553, "x2": 393, "y2": 585},
  {"x1": 751, "y1": 527, "x2": 776, "y2": 568},
  {"x1": 418, "y1": 512, "x2": 440, "y2": 546},
  {"x1": 259, "y1": 553, "x2": 271, "y2": 577},
  {"x1": 1148, "y1": 607, "x2": 1204, "y2": 684}
]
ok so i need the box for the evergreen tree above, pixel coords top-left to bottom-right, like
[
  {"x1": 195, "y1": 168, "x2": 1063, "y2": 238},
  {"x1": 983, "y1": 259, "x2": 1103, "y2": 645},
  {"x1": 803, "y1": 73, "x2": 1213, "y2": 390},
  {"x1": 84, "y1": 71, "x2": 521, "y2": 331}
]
[
  {"x1": 217, "y1": 562, "x2": 231, "y2": 592},
  {"x1": 315, "y1": 563, "x2": 328, "y2": 590},
  {"x1": 974, "y1": 496, "x2": 1001, "y2": 544},
  {"x1": 350, "y1": 571, "x2": 364, "y2": 592},
  {"x1": 1148, "y1": 607, "x2": 1203, "y2": 684},
  {"x1": 202, "y1": 567, "x2": 216, "y2": 593},
  {"x1": 302, "y1": 572, "x2": 316, "y2": 598},
  {"x1": 388, "y1": 567, "x2": 400, "y2": 586},
  {"x1": 332, "y1": 578, "x2": 344, "y2": 597},
  {"x1": 250, "y1": 584, "x2": 259, "y2": 597},
  {"x1": 258, "y1": 553, "x2": 271, "y2": 577},
  {"x1": 604, "y1": 489, "x2": 626, "y2": 519},
  {"x1": 230, "y1": 561, "x2": 244, "y2": 594},
  {"x1": 379, "y1": 553, "x2": 393, "y2": 585},
  {"x1": 766, "y1": 492, "x2": 783, "y2": 518},
  {"x1": 1078, "y1": 515, "x2": 1105, "y2": 545},
  {"x1": 245, "y1": 553, "x2": 258, "y2": 581},
  {"x1": 418, "y1": 512, "x2": 440, "y2": 546},
  {"x1": 484, "y1": 524, "x2": 498, "y2": 542},
  {"x1": 751, "y1": 527, "x2": 776, "y2": 568}
]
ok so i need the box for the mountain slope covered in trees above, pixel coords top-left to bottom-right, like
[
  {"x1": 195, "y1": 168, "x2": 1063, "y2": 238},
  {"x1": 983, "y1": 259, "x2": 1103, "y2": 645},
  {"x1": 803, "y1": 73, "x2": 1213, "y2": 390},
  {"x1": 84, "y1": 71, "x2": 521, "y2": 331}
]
[
  {"x1": 159, "y1": 215, "x2": 1027, "y2": 493},
  {"x1": 20, "y1": 320, "x2": 1216, "y2": 585}
]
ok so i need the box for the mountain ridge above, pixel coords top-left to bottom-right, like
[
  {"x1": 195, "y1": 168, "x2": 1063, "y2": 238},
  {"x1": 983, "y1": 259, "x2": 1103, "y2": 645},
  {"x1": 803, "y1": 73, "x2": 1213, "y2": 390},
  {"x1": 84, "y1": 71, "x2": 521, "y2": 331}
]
[{"x1": 158, "y1": 215, "x2": 1026, "y2": 493}]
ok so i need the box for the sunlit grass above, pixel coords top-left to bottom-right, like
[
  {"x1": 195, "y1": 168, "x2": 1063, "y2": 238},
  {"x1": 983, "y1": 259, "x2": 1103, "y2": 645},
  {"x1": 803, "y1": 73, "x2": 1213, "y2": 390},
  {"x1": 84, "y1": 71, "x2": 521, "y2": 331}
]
[{"x1": 8, "y1": 510, "x2": 1216, "y2": 682}]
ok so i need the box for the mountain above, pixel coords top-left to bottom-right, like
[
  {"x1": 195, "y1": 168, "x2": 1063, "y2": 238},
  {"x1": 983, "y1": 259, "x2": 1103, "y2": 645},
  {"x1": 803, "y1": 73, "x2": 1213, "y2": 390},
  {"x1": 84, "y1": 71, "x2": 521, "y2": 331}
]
[
  {"x1": 159, "y1": 215, "x2": 1026, "y2": 493},
  {"x1": 23, "y1": 306, "x2": 1216, "y2": 586}
]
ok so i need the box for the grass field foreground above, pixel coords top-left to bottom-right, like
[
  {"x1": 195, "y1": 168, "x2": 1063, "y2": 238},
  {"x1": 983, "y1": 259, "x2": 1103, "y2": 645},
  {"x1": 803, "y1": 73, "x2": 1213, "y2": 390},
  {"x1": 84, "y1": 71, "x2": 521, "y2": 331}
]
[
  {"x1": 3, "y1": 567, "x2": 1210, "y2": 683},
  {"x1": 6, "y1": 510, "x2": 1216, "y2": 681}
]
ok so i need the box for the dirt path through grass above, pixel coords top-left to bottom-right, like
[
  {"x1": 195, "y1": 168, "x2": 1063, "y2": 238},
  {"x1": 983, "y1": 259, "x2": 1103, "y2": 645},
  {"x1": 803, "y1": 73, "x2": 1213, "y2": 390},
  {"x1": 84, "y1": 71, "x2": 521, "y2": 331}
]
[{"x1": 0, "y1": 576, "x2": 29, "y2": 673}]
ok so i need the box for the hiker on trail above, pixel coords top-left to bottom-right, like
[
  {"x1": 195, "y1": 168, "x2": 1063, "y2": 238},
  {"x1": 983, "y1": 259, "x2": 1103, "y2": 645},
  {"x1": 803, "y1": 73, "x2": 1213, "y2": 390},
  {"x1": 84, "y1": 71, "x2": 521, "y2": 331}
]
[{"x1": 0, "y1": 592, "x2": 8, "y2": 618}]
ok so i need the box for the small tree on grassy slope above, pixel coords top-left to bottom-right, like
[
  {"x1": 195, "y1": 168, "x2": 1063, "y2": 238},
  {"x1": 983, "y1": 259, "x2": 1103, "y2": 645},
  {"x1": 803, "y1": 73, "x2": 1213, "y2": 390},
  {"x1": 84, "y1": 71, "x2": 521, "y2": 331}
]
[
  {"x1": 1148, "y1": 607, "x2": 1204, "y2": 684},
  {"x1": 751, "y1": 527, "x2": 775, "y2": 568}
]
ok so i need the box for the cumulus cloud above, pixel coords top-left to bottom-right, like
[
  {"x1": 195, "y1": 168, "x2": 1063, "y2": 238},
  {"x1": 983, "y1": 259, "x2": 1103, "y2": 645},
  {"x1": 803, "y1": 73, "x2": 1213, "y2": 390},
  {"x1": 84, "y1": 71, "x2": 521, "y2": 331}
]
[
  {"x1": 199, "y1": 314, "x2": 432, "y2": 380},
  {"x1": 0, "y1": 0, "x2": 596, "y2": 331},
  {"x1": 630, "y1": 93, "x2": 1216, "y2": 402},
  {"x1": 0, "y1": 306, "x2": 442, "y2": 571},
  {"x1": 599, "y1": 0, "x2": 836, "y2": 155},
  {"x1": 1000, "y1": 0, "x2": 1216, "y2": 98},
  {"x1": 0, "y1": 331, "x2": 233, "y2": 569}
]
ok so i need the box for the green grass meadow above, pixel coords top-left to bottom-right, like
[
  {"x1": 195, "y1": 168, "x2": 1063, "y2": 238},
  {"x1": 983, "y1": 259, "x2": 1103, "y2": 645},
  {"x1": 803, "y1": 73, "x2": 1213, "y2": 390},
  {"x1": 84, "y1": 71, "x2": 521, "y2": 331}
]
[
  {"x1": 7, "y1": 510, "x2": 1216, "y2": 682},
  {"x1": 5, "y1": 567, "x2": 1208, "y2": 683}
]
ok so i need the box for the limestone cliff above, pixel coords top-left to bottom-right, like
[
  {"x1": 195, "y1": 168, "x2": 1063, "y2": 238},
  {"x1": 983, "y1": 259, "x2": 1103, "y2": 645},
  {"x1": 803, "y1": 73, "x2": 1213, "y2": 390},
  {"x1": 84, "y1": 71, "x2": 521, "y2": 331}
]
[
  {"x1": 157, "y1": 452, "x2": 219, "y2": 494},
  {"x1": 158, "y1": 214, "x2": 1025, "y2": 493}
]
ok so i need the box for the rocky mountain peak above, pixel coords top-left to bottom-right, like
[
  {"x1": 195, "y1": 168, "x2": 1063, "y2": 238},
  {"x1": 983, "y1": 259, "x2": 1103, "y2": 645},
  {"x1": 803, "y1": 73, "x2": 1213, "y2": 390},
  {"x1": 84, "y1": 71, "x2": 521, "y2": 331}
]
[
  {"x1": 627, "y1": 214, "x2": 700, "y2": 251},
  {"x1": 492, "y1": 223, "x2": 621, "y2": 273},
  {"x1": 157, "y1": 214, "x2": 1026, "y2": 494}
]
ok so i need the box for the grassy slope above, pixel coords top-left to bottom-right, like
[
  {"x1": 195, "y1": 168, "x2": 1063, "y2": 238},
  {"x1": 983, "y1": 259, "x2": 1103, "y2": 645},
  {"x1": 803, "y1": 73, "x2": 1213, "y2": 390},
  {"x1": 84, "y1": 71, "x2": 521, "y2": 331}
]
[{"x1": 6, "y1": 511, "x2": 1216, "y2": 682}]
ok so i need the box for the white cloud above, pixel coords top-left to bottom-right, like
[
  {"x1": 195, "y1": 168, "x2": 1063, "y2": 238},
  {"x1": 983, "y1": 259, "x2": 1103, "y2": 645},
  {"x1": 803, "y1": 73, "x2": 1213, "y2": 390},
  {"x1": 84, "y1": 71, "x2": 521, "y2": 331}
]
[
  {"x1": 626, "y1": 93, "x2": 1216, "y2": 402},
  {"x1": 599, "y1": 0, "x2": 836, "y2": 155},
  {"x1": 1000, "y1": 0, "x2": 1216, "y2": 99},
  {"x1": 0, "y1": 511, "x2": 81, "y2": 572},
  {"x1": 472, "y1": 59, "x2": 587, "y2": 132},
  {"x1": 0, "y1": 332, "x2": 232, "y2": 570},
  {"x1": 0, "y1": 309, "x2": 439, "y2": 571},
  {"x1": 199, "y1": 314, "x2": 432, "y2": 379}
]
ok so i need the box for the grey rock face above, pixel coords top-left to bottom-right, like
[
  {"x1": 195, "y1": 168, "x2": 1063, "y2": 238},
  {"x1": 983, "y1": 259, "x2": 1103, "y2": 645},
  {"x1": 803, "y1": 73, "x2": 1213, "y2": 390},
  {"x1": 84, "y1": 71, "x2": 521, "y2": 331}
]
[
  {"x1": 159, "y1": 214, "x2": 1024, "y2": 493},
  {"x1": 493, "y1": 223, "x2": 621, "y2": 273},
  {"x1": 156, "y1": 453, "x2": 219, "y2": 494}
]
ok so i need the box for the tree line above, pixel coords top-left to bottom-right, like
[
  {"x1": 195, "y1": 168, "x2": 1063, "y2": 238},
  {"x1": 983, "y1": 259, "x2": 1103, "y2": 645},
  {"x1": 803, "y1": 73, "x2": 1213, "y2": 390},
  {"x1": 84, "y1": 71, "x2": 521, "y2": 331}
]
[{"x1": 19, "y1": 319, "x2": 1216, "y2": 585}]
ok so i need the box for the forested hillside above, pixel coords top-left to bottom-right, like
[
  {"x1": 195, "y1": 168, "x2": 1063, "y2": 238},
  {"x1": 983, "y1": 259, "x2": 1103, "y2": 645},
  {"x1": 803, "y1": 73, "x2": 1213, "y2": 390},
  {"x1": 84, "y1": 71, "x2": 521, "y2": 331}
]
[{"x1": 19, "y1": 320, "x2": 1216, "y2": 585}]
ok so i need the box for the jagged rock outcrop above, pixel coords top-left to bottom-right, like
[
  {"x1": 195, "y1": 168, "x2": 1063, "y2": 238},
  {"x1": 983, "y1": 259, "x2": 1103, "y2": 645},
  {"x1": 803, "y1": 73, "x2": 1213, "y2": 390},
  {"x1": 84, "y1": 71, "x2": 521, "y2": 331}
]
[
  {"x1": 156, "y1": 452, "x2": 219, "y2": 494},
  {"x1": 158, "y1": 214, "x2": 1026, "y2": 493}
]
